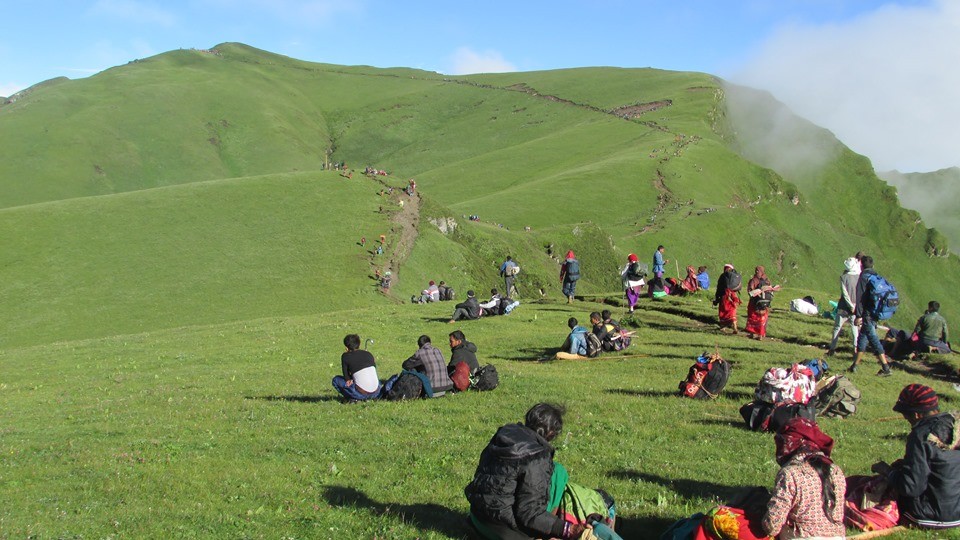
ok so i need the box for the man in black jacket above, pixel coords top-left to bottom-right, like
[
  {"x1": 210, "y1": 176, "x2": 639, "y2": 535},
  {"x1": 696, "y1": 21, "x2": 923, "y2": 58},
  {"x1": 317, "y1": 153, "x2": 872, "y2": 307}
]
[
  {"x1": 465, "y1": 403, "x2": 586, "y2": 539},
  {"x1": 449, "y1": 290, "x2": 481, "y2": 323},
  {"x1": 448, "y1": 330, "x2": 480, "y2": 375},
  {"x1": 874, "y1": 384, "x2": 960, "y2": 529}
]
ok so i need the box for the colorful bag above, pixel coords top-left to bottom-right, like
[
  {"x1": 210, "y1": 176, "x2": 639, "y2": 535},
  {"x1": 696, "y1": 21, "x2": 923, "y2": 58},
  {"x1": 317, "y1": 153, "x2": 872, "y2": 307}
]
[
  {"x1": 680, "y1": 354, "x2": 731, "y2": 399},
  {"x1": 844, "y1": 475, "x2": 900, "y2": 531}
]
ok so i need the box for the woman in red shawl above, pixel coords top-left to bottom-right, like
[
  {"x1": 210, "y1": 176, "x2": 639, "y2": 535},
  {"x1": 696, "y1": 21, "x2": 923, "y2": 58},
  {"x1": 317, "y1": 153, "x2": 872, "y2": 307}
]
[
  {"x1": 763, "y1": 418, "x2": 845, "y2": 539},
  {"x1": 714, "y1": 264, "x2": 742, "y2": 334},
  {"x1": 745, "y1": 266, "x2": 780, "y2": 341},
  {"x1": 680, "y1": 265, "x2": 699, "y2": 294}
]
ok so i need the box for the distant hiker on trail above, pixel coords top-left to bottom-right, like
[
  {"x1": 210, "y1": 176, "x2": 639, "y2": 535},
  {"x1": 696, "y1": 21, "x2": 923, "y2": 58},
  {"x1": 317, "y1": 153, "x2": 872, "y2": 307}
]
[
  {"x1": 449, "y1": 290, "x2": 481, "y2": 323},
  {"x1": 714, "y1": 264, "x2": 742, "y2": 334},
  {"x1": 744, "y1": 266, "x2": 781, "y2": 341},
  {"x1": 652, "y1": 245, "x2": 668, "y2": 279},
  {"x1": 620, "y1": 253, "x2": 646, "y2": 313},
  {"x1": 448, "y1": 330, "x2": 480, "y2": 375},
  {"x1": 826, "y1": 257, "x2": 861, "y2": 357},
  {"x1": 479, "y1": 288, "x2": 502, "y2": 314},
  {"x1": 913, "y1": 301, "x2": 951, "y2": 354},
  {"x1": 379, "y1": 271, "x2": 391, "y2": 290},
  {"x1": 332, "y1": 334, "x2": 381, "y2": 402},
  {"x1": 762, "y1": 417, "x2": 846, "y2": 539},
  {"x1": 360, "y1": 236, "x2": 366, "y2": 247},
  {"x1": 696, "y1": 265, "x2": 710, "y2": 291},
  {"x1": 559, "y1": 251, "x2": 580, "y2": 304},
  {"x1": 379, "y1": 234, "x2": 386, "y2": 244},
  {"x1": 415, "y1": 281, "x2": 440, "y2": 303},
  {"x1": 499, "y1": 256, "x2": 520, "y2": 297},
  {"x1": 402, "y1": 335, "x2": 453, "y2": 395},
  {"x1": 465, "y1": 403, "x2": 591, "y2": 540},
  {"x1": 850, "y1": 255, "x2": 893, "y2": 376},
  {"x1": 873, "y1": 384, "x2": 960, "y2": 529}
]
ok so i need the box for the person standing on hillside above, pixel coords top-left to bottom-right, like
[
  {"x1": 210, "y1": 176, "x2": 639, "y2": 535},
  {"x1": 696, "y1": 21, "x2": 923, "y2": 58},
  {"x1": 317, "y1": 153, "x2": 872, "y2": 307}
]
[
  {"x1": 500, "y1": 256, "x2": 520, "y2": 298},
  {"x1": 652, "y1": 245, "x2": 668, "y2": 280},
  {"x1": 621, "y1": 253, "x2": 646, "y2": 313},
  {"x1": 850, "y1": 255, "x2": 893, "y2": 376},
  {"x1": 744, "y1": 266, "x2": 781, "y2": 341},
  {"x1": 826, "y1": 257, "x2": 861, "y2": 357},
  {"x1": 913, "y1": 301, "x2": 951, "y2": 354},
  {"x1": 332, "y1": 334, "x2": 381, "y2": 402},
  {"x1": 559, "y1": 251, "x2": 581, "y2": 304},
  {"x1": 714, "y1": 264, "x2": 742, "y2": 334},
  {"x1": 402, "y1": 335, "x2": 454, "y2": 395},
  {"x1": 873, "y1": 384, "x2": 960, "y2": 529}
]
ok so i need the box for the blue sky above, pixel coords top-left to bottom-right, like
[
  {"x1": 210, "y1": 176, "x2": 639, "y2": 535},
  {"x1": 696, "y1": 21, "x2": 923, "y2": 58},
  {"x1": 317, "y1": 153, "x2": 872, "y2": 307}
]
[{"x1": 1, "y1": 0, "x2": 957, "y2": 171}]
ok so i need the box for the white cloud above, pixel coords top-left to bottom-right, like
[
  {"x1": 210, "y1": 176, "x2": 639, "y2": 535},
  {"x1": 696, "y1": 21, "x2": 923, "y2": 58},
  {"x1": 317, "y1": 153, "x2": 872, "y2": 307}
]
[
  {"x1": 732, "y1": 0, "x2": 960, "y2": 172},
  {"x1": 448, "y1": 47, "x2": 517, "y2": 75},
  {"x1": 91, "y1": 0, "x2": 176, "y2": 26},
  {"x1": 0, "y1": 83, "x2": 25, "y2": 97}
]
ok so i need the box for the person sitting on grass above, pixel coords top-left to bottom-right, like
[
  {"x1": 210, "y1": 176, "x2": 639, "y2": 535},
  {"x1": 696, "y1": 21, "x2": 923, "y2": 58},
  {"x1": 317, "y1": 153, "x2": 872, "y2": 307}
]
[
  {"x1": 696, "y1": 265, "x2": 710, "y2": 291},
  {"x1": 762, "y1": 417, "x2": 846, "y2": 540},
  {"x1": 332, "y1": 334, "x2": 381, "y2": 402},
  {"x1": 465, "y1": 403, "x2": 589, "y2": 540},
  {"x1": 449, "y1": 290, "x2": 481, "y2": 323},
  {"x1": 479, "y1": 288, "x2": 502, "y2": 315},
  {"x1": 415, "y1": 280, "x2": 440, "y2": 303},
  {"x1": 913, "y1": 301, "x2": 951, "y2": 354},
  {"x1": 561, "y1": 317, "x2": 589, "y2": 357},
  {"x1": 448, "y1": 330, "x2": 480, "y2": 376},
  {"x1": 402, "y1": 335, "x2": 453, "y2": 396},
  {"x1": 872, "y1": 384, "x2": 960, "y2": 530}
]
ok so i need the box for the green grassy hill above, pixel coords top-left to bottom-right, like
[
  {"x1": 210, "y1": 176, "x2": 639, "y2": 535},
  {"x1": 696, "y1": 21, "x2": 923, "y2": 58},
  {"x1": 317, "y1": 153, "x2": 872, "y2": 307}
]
[
  {"x1": 2, "y1": 42, "x2": 960, "y2": 539},
  {"x1": 879, "y1": 167, "x2": 960, "y2": 253},
  {"x1": 2, "y1": 42, "x2": 956, "y2": 347}
]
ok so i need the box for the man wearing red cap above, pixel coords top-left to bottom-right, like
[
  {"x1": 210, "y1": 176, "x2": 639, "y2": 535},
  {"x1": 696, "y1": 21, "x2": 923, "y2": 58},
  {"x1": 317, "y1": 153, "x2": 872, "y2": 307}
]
[
  {"x1": 559, "y1": 250, "x2": 580, "y2": 304},
  {"x1": 873, "y1": 384, "x2": 960, "y2": 529}
]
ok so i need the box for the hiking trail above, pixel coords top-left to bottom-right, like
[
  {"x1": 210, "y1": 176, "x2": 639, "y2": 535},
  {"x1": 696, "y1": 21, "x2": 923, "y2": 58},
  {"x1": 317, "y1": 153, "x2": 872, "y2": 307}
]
[{"x1": 366, "y1": 175, "x2": 421, "y2": 300}]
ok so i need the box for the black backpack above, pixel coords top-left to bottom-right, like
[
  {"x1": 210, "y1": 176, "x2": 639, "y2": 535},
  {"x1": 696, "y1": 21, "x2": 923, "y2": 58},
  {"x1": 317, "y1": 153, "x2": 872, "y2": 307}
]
[
  {"x1": 726, "y1": 271, "x2": 742, "y2": 291},
  {"x1": 385, "y1": 372, "x2": 424, "y2": 400},
  {"x1": 471, "y1": 364, "x2": 499, "y2": 391},
  {"x1": 498, "y1": 297, "x2": 513, "y2": 316},
  {"x1": 440, "y1": 286, "x2": 455, "y2": 301}
]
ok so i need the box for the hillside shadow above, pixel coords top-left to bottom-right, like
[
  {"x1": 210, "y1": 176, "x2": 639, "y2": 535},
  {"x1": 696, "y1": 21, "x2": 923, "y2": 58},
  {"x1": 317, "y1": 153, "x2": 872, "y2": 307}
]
[
  {"x1": 893, "y1": 357, "x2": 958, "y2": 383},
  {"x1": 321, "y1": 485, "x2": 467, "y2": 538},
  {"x1": 247, "y1": 394, "x2": 341, "y2": 403},
  {"x1": 609, "y1": 470, "x2": 745, "y2": 502}
]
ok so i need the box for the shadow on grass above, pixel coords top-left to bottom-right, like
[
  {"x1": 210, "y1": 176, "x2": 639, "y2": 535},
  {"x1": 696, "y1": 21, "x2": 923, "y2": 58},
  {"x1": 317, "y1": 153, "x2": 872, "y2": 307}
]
[
  {"x1": 247, "y1": 394, "x2": 342, "y2": 403},
  {"x1": 321, "y1": 485, "x2": 467, "y2": 538},
  {"x1": 616, "y1": 515, "x2": 676, "y2": 540},
  {"x1": 893, "y1": 357, "x2": 959, "y2": 383},
  {"x1": 718, "y1": 390, "x2": 753, "y2": 401},
  {"x1": 698, "y1": 418, "x2": 752, "y2": 431},
  {"x1": 607, "y1": 389, "x2": 679, "y2": 399},
  {"x1": 494, "y1": 347, "x2": 557, "y2": 362},
  {"x1": 609, "y1": 470, "x2": 744, "y2": 502}
]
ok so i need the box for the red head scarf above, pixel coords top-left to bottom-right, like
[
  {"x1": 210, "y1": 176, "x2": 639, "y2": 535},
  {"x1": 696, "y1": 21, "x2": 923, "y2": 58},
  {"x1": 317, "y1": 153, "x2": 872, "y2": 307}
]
[
  {"x1": 775, "y1": 417, "x2": 834, "y2": 464},
  {"x1": 566, "y1": 250, "x2": 575, "y2": 259},
  {"x1": 628, "y1": 253, "x2": 638, "y2": 263}
]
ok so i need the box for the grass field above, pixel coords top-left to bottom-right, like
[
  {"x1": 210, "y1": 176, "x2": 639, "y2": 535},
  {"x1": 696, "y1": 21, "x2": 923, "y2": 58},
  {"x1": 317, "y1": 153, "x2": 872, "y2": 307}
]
[{"x1": 3, "y1": 291, "x2": 958, "y2": 538}]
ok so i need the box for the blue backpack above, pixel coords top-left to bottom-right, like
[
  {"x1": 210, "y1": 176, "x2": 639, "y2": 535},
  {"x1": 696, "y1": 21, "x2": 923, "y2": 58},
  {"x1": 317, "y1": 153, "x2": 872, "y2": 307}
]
[{"x1": 864, "y1": 272, "x2": 900, "y2": 320}]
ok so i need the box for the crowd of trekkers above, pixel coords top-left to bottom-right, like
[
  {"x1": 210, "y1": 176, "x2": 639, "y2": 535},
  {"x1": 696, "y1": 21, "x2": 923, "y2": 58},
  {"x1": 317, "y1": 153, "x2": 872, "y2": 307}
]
[{"x1": 336, "y1": 175, "x2": 957, "y2": 539}]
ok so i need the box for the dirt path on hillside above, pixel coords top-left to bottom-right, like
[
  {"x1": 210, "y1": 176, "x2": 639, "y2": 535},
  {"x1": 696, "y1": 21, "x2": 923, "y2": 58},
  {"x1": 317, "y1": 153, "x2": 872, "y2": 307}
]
[{"x1": 366, "y1": 176, "x2": 420, "y2": 300}]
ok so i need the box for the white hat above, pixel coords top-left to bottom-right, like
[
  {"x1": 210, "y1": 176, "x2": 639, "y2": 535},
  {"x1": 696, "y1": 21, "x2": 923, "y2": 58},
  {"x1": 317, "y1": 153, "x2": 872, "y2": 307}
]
[{"x1": 844, "y1": 257, "x2": 860, "y2": 274}]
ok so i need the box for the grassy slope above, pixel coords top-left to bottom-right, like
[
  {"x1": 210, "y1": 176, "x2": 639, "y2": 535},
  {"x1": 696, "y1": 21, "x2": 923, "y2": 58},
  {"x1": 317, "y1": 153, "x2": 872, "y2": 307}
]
[
  {"x1": 3, "y1": 297, "x2": 957, "y2": 539},
  {"x1": 880, "y1": 167, "x2": 960, "y2": 253},
  {"x1": 0, "y1": 171, "x2": 395, "y2": 347}
]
